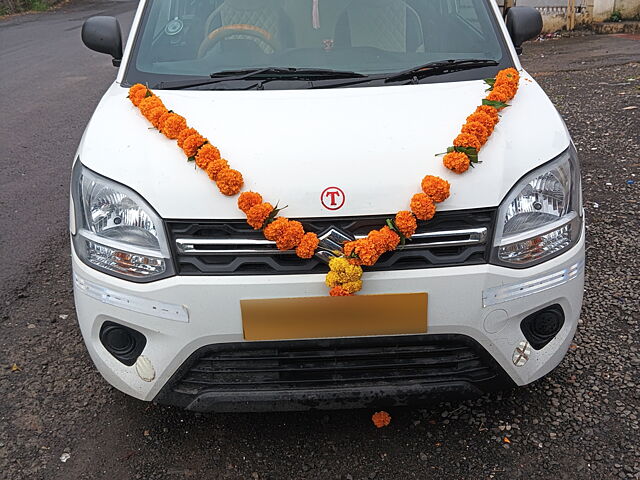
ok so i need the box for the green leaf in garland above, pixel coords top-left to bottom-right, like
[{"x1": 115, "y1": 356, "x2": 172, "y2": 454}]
[
  {"x1": 482, "y1": 99, "x2": 509, "y2": 109},
  {"x1": 262, "y1": 203, "x2": 288, "y2": 228},
  {"x1": 187, "y1": 156, "x2": 195, "y2": 162},
  {"x1": 484, "y1": 78, "x2": 496, "y2": 91},
  {"x1": 385, "y1": 218, "x2": 408, "y2": 247}
]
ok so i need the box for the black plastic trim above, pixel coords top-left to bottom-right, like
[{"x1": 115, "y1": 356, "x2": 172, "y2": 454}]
[
  {"x1": 154, "y1": 334, "x2": 515, "y2": 412},
  {"x1": 99, "y1": 321, "x2": 147, "y2": 366},
  {"x1": 520, "y1": 304, "x2": 565, "y2": 350}
]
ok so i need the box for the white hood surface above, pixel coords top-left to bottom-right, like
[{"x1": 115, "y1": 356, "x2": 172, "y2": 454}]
[{"x1": 79, "y1": 73, "x2": 570, "y2": 220}]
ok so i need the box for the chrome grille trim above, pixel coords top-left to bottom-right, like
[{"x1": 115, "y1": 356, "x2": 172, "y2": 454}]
[{"x1": 175, "y1": 227, "x2": 488, "y2": 256}]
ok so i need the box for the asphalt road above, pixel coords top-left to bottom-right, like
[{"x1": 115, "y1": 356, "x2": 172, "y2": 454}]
[
  {"x1": 0, "y1": 0, "x2": 136, "y2": 304},
  {"x1": 1, "y1": 4, "x2": 639, "y2": 480}
]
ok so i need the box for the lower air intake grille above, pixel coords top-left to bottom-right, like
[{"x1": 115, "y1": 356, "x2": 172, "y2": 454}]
[{"x1": 158, "y1": 334, "x2": 507, "y2": 406}]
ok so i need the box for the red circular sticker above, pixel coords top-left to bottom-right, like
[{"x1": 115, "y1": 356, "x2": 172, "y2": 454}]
[{"x1": 321, "y1": 187, "x2": 345, "y2": 211}]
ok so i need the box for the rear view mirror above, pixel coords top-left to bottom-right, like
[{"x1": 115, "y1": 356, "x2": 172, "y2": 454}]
[
  {"x1": 506, "y1": 7, "x2": 543, "y2": 54},
  {"x1": 81, "y1": 16, "x2": 123, "y2": 67}
]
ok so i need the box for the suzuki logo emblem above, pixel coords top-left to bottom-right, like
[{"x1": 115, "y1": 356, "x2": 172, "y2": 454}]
[
  {"x1": 321, "y1": 186, "x2": 345, "y2": 211},
  {"x1": 315, "y1": 227, "x2": 354, "y2": 263}
]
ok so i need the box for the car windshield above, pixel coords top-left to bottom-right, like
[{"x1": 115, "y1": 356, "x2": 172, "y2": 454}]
[{"x1": 126, "y1": 0, "x2": 511, "y2": 89}]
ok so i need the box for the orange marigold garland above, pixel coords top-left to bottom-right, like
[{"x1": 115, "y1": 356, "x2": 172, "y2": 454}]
[
  {"x1": 440, "y1": 68, "x2": 520, "y2": 173},
  {"x1": 128, "y1": 83, "x2": 317, "y2": 259},
  {"x1": 128, "y1": 69, "x2": 520, "y2": 296}
]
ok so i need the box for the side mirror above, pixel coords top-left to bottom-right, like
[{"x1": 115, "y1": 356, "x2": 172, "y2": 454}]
[
  {"x1": 81, "y1": 16, "x2": 123, "y2": 67},
  {"x1": 505, "y1": 7, "x2": 543, "y2": 54}
]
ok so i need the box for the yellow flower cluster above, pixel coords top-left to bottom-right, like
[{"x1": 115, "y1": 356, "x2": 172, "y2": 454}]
[{"x1": 325, "y1": 257, "x2": 363, "y2": 296}]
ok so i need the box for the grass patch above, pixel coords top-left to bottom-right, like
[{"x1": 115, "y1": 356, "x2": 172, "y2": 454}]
[
  {"x1": 606, "y1": 10, "x2": 623, "y2": 22},
  {"x1": 1, "y1": 0, "x2": 57, "y2": 15}
]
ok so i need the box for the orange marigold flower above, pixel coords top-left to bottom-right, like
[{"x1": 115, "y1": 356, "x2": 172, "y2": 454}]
[
  {"x1": 182, "y1": 133, "x2": 207, "y2": 158},
  {"x1": 486, "y1": 85, "x2": 515, "y2": 104},
  {"x1": 161, "y1": 113, "x2": 188, "y2": 140},
  {"x1": 368, "y1": 226, "x2": 400, "y2": 254},
  {"x1": 128, "y1": 84, "x2": 149, "y2": 107},
  {"x1": 395, "y1": 211, "x2": 417, "y2": 238},
  {"x1": 367, "y1": 229, "x2": 390, "y2": 255},
  {"x1": 453, "y1": 133, "x2": 482, "y2": 151},
  {"x1": 296, "y1": 232, "x2": 319, "y2": 259},
  {"x1": 475, "y1": 105, "x2": 499, "y2": 122},
  {"x1": 195, "y1": 143, "x2": 221, "y2": 170},
  {"x1": 246, "y1": 202, "x2": 274, "y2": 230},
  {"x1": 139, "y1": 96, "x2": 164, "y2": 118},
  {"x1": 147, "y1": 106, "x2": 168, "y2": 128},
  {"x1": 410, "y1": 193, "x2": 436, "y2": 221},
  {"x1": 206, "y1": 158, "x2": 229, "y2": 181},
  {"x1": 372, "y1": 411, "x2": 391, "y2": 428},
  {"x1": 216, "y1": 168, "x2": 243, "y2": 196},
  {"x1": 496, "y1": 68, "x2": 520, "y2": 87},
  {"x1": 344, "y1": 239, "x2": 380, "y2": 267},
  {"x1": 461, "y1": 121, "x2": 489, "y2": 146},
  {"x1": 237, "y1": 191, "x2": 263, "y2": 214},
  {"x1": 274, "y1": 220, "x2": 305, "y2": 251},
  {"x1": 157, "y1": 110, "x2": 173, "y2": 130},
  {"x1": 177, "y1": 128, "x2": 198, "y2": 149},
  {"x1": 263, "y1": 217, "x2": 289, "y2": 241},
  {"x1": 421, "y1": 175, "x2": 451, "y2": 203},
  {"x1": 466, "y1": 112, "x2": 496, "y2": 134},
  {"x1": 443, "y1": 151, "x2": 470, "y2": 174},
  {"x1": 329, "y1": 286, "x2": 352, "y2": 297}
]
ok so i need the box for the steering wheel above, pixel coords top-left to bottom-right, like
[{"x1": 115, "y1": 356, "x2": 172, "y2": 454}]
[{"x1": 198, "y1": 24, "x2": 281, "y2": 58}]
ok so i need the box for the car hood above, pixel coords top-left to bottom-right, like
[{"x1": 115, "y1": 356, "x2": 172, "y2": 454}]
[{"x1": 78, "y1": 73, "x2": 570, "y2": 220}]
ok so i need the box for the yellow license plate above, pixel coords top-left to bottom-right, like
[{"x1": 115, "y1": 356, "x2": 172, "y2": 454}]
[{"x1": 241, "y1": 293, "x2": 427, "y2": 341}]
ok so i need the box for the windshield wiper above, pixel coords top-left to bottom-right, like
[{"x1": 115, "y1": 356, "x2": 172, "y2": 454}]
[
  {"x1": 156, "y1": 67, "x2": 366, "y2": 90},
  {"x1": 383, "y1": 59, "x2": 499, "y2": 84}
]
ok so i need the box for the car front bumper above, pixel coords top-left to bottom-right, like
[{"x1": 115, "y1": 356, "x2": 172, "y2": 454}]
[{"x1": 72, "y1": 235, "x2": 585, "y2": 410}]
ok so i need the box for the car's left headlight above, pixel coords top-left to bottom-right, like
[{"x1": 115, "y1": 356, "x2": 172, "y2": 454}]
[
  {"x1": 70, "y1": 160, "x2": 174, "y2": 281},
  {"x1": 491, "y1": 146, "x2": 583, "y2": 268}
]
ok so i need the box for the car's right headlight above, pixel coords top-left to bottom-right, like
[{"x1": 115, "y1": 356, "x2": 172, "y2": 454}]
[
  {"x1": 70, "y1": 160, "x2": 173, "y2": 281},
  {"x1": 491, "y1": 146, "x2": 583, "y2": 268}
]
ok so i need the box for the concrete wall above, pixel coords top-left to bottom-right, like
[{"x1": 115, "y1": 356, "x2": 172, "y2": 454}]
[
  {"x1": 516, "y1": 0, "x2": 639, "y2": 30},
  {"x1": 614, "y1": 0, "x2": 640, "y2": 18},
  {"x1": 517, "y1": 0, "x2": 592, "y2": 32}
]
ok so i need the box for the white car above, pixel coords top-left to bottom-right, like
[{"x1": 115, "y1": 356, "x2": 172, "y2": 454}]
[{"x1": 72, "y1": 0, "x2": 584, "y2": 411}]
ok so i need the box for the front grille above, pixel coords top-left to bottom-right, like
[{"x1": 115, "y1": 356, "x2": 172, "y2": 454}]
[
  {"x1": 167, "y1": 208, "x2": 496, "y2": 275},
  {"x1": 158, "y1": 335, "x2": 507, "y2": 406}
]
